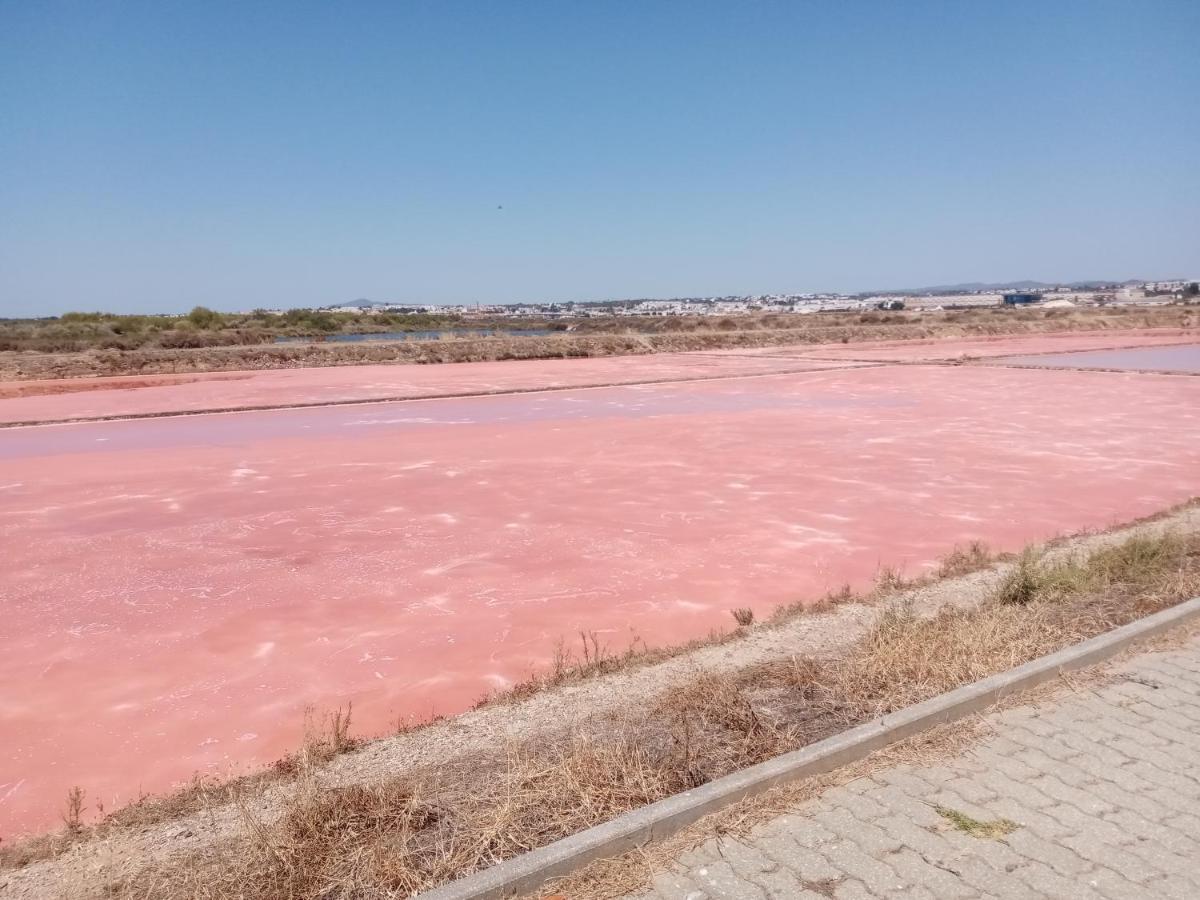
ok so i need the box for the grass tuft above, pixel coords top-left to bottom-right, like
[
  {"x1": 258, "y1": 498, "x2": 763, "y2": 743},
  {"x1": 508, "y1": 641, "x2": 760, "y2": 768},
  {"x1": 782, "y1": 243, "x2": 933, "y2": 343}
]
[
  {"x1": 873, "y1": 565, "x2": 909, "y2": 593},
  {"x1": 731, "y1": 607, "x2": 755, "y2": 627},
  {"x1": 935, "y1": 805, "x2": 1018, "y2": 839},
  {"x1": 937, "y1": 540, "x2": 994, "y2": 578},
  {"x1": 61, "y1": 787, "x2": 85, "y2": 834}
]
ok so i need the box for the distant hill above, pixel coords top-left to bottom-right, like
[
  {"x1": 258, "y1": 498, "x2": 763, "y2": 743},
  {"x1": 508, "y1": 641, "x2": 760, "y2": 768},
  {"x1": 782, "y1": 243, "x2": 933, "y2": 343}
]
[{"x1": 879, "y1": 279, "x2": 1141, "y2": 295}]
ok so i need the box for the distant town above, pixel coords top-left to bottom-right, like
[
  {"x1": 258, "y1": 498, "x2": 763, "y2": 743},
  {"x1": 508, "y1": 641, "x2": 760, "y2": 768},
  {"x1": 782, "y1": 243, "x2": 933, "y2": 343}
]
[{"x1": 300, "y1": 278, "x2": 1199, "y2": 319}]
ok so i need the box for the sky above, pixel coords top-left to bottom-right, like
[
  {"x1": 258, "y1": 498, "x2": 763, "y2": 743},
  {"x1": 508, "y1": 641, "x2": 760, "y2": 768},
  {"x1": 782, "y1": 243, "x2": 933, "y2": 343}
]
[{"x1": 1, "y1": 1, "x2": 1197, "y2": 317}]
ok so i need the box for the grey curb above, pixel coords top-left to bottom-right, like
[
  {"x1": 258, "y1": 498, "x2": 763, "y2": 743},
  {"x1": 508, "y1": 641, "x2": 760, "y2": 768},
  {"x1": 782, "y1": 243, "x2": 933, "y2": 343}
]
[{"x1": 415, "y1": 596, "x2": 1200, "y2": 900}]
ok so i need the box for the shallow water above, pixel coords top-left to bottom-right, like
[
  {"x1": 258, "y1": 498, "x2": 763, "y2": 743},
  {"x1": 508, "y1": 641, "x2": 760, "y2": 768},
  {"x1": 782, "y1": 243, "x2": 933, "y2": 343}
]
[
  {"x1": 3, "y1": 361, "x2": 1200, "y2": 835},
  {"x1": 1001, "y1": 344, "x2": 1200, "y2": 373}
]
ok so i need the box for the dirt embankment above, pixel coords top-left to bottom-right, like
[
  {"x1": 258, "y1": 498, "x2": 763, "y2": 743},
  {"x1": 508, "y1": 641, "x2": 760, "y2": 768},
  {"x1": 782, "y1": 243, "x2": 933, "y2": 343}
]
[
  {"x1": 0, "y1": 373, "x2": 254, "y2": 400},
  {"x1": 2, "y1": 306, "x2": 1194, "y2": 380}
]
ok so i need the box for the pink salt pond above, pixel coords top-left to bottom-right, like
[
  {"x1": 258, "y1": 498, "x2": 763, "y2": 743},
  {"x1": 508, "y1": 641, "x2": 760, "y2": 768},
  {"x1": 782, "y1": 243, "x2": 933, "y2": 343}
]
[{"x1": 1, "y1": 335, "x2": 1199, "y2": 837}]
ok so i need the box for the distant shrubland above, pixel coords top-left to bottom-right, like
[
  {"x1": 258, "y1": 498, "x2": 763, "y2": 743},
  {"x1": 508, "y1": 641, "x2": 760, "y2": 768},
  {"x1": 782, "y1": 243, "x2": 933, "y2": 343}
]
[
  {"x1": 0, "y1": 307, "x2": 568, "y2": 353},
  {"x1": 0, "y1": 304, "x2": 1194, "y2": 380}
]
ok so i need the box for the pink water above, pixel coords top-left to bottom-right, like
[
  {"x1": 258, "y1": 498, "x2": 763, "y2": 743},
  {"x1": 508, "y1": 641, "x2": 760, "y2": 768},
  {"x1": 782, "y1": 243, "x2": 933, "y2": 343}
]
[{"x1": 2, "y1": 345, "x2": 1199, "y2": 837}]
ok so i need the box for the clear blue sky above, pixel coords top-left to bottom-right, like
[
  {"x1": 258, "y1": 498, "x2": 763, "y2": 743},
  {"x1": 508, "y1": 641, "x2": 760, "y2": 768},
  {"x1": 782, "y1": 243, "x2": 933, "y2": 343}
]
[{"x1": 1, "y1": 1, "x2": 1197, "y2": 316}]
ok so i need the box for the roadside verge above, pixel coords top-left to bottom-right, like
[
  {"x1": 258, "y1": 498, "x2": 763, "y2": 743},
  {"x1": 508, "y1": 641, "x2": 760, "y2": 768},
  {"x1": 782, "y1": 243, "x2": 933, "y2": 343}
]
[{"x1": 418, "y1": 597, "x2": 1200, "y2": 900}]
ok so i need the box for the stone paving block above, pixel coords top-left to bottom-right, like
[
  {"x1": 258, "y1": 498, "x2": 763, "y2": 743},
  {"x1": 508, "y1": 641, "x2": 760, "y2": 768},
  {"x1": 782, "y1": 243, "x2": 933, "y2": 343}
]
[
  {"x1": 1162, "y1": 809, "x2": 1200, "y2": 834},
  {"x1": 875, "y1": 766, "x2": 953, "y2": 793},
  {"x1": 750, "y1": 866, "x2": 836, "y2": 900},
  {"x1": 1092, "y1": 700, "x2": 1168, "y2": 733},
  {"x1": 811, "y1": 807, "x2": 903, "y2": 857},
  {"x1": 1020, "y1": 733, "x2": 1094, "y2": 769},
  {"x1": 872, "y1": 813, "x2": 963, "y2": 865},
  {"x1": 674, "y1": 846, "x2": 721, "y2": 870},
  {"x1": 1011, "y1": 860, "x2": 1105, "y2": 899},
  {"x1": 715, "y1": 837, "x2": 780, "y2": 880},
  {"x1": 1008, "y1": 729, "x2": 1081, "y2": 766},
  {"x1": 983, "y1": 799, "x2": 1074, "y2": 843},
  {"x1": 1003, "y1": 828, "x2": 1092, "y2": 877},
  {"x1": 645, "y1": 868, "x2": 713, "y2": 900},
  {"x1": 818, "y1": 840, "x2": 906, "y2": 896},
  {"x1": 975, "y1": 734, "x2": 1037, "y2": 766},
  {"x1": 688, "y1": 859, "x2": 767, "y2": 899},
  {"x1": 883, "y1": 848, "x2": 975, "y2": 900},
  {"x1": 1133, "y1": 713, "x2": 1200, "y2": 751},
  {"x1": 977, "y1": 767, "x2": 1049, "y2": 806},
  {"x1": 1153, "y1": 659, "x2": 1200, "y2": 685},
  {"x1": 1124, "y1": 685, "x2": 1200, "y2": 722},
  {"x1": 1040, "y1": 802, "x2": 1137, "y2": 847},
  {"x1": 1121, "y1": 839, "x2": 1200, "y2": 886},
  {"x1": 620, "y1": 636, "x2": 1200, "y2": 900},
  {"x1": 942, "y1": 775, "x2": 1000, "y2": 806},
  {"x1": 1040, "y1": 727, "x2": 1135, "y2": 768},
  {"x1": 1049, "y1": 745, "x2": 1146, "y2": 790},
  {"x1": 1138, "y1": 785, "x2": 1200, "y2": 817},
  {"x1": 1149, "y1": 651, "x2": 1200, "y2": 672},
  {"x1": 1142, "y1": 682, "x2": 1200, "y2": 716},
  {"x1": 1007, "y1": 712, "x2": 1060, "y2": 737},
  {"x1": 958, "y1": 833, "x2": 1029, "y2": 876},
  {"x1": 1120, "y1": 759, "x2": 1200, "y2": 797},
  {"x1": 1094, "y1": 722, "x2": 1198, "y2": 769},
  {"x1": 749, "y1": 830, "x2": 844, "y2": 884},
  {"x1": 974, "y1": 771, "x2": 1057, "y2": 814},
  {"x1": 759, "y1": 816, "x2": 838, "y2": 850},
  {"x1": 1090, "y1": 784, "x2": 1183, "y2": 829},
  {"x1": 859, "y1": 784, "x2": 945, "y2": 827},
  {"x1": 1135, "y1": 659, "x2": 1200, "y2": 688},
  {"x1": 830, "y1": 879, "x2": 873, "y2": 900},
  {"x1": 1148, "y1": 874, "x2": 1200, "y2": 900},
  {"x1": 815, "y1": 786, "x2": 888, "y2": 822},
  {"x1": 1059, "y1": 833, "x2": 1159, "y2": 884},
  {"x1": 1104, "y1": 687, "x2": 1200, "y2": 728},
  {"x1": 951, "y1": 855, "x2": 1042, "y2": 900},
  {"x1": 1012, "y1": 748, "x2": 1094, "y2": 788},
  {"x1": 973, "y1": 745, "x2": 1041, "y2": 780},
  {"x1": 1102, "y1": 808, "x2": 1200, "y2": 856},
  {"x1": 1081, "y1": 866, "x2": 1165, "y2": 900},
  {"x1": 1029, "y1": 776, "x2": 1117, "y2": 817}
]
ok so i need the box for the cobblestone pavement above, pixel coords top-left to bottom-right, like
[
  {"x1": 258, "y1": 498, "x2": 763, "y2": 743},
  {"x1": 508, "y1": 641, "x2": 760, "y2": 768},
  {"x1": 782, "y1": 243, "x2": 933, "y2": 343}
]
[{"x1": 628, "y1": 634, "x2": 1200, "y2": 899}]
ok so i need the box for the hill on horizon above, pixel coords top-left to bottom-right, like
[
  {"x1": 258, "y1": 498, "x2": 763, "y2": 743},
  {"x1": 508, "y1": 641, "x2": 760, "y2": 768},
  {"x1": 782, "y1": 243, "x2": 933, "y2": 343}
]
[{"x1": 880, "y1": 279, "x2": 1143, "y2": 295}]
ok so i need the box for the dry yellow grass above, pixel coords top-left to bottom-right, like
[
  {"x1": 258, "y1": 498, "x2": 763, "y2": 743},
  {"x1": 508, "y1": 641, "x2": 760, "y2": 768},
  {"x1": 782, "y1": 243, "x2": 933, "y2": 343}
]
[
  {"x1": 83, "y1": 529, "x2": 1200, "y2": 900},
  {"x1": 936, "y1": 539, "x2": 997, "y2": 578}
]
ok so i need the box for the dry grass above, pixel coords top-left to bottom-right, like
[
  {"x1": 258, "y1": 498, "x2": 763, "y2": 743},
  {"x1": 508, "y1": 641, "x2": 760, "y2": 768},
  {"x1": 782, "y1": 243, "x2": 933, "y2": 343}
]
[
  {"x1": 872, "y1": 564, "x2": 910, "y2": 594},
  {"x1": 60, "y1": 788, "x2": 85, "y2": 835},
  {"x1": 89, "y1": 529, "x2": 1199, "y2": 899},
  {"x1": 936, "y1": 540, "x2": 997, "y2": 578},
  {"x1": 0, "y1": 706, "x2": 362, "y2": 872},
  {"x1": 473, "y1": 628, "x2": 732, "y2": 709},
  {"x1": 3, "y1": 305, "x2": 1193, "y2": 380},
  {"x1": 730, "y1": 607, "x2": 755, "y2": 627}
]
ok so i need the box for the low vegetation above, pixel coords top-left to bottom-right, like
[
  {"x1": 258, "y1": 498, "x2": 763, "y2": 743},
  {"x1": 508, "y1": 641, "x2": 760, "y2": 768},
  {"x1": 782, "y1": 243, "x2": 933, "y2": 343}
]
[
  {"x1": 1, "y1": 304, "x2": 1193, "y2": 379},
  {"x1": 936, "y1": 539, "x2": 997, "y2": 578},
  {"x1": 20, "y1": 527, "x2": 1193, "y2": 899},
  {"x1": 0, "y1": 307, "x2": 566, "y2": 354},
  {"x1": 935, "y1": 806, "x2": 1018, "y2": 839}
]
